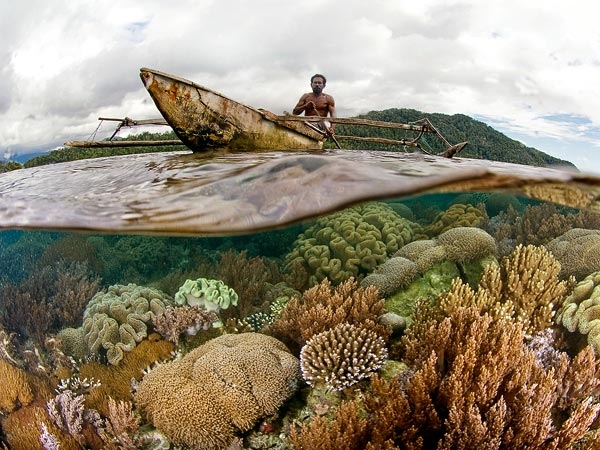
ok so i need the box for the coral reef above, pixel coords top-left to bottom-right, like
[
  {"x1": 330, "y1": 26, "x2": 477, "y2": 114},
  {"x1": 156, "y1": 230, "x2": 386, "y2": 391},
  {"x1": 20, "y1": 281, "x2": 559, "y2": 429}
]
[
  {"x1": 82, "y1": 283, "x2": 173, "y2": 365},
  {"x1": 544, "y1": 228, "x2": 600, "y2": 280},
  {"x1": 424, "y1": 202, "x2": 488, "y2": 236},
  {"x1": 266, "y1": 278, "x2": 388, "y2": 354},
  {"x1": 134, "y1": 332, "x2": 300, "y2": 450},
  {"x1": 556, "y1": 271, "x2": 600, "y2": 353},
  {"x1": 284, "y1": 202, "x2": 419, "y2": 288},
  {"x1": 300, "y1": 323, "x2": 388, "y2": 391},
  {"x1": 291, "y1": 304, "x2": 600, "y2": 449}
]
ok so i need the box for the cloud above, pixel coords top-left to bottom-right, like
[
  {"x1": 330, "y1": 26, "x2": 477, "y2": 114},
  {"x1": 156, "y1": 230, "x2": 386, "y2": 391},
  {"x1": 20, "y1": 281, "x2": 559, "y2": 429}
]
[{"x1": 1, "y1": 0, "x2": 599, "y2": 174}]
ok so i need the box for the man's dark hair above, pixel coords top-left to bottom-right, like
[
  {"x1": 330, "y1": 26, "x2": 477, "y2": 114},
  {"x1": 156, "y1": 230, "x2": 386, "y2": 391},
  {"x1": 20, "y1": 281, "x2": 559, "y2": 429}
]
[{"x1": 311, "y1": 74, "x2": 327, "y2": 85}]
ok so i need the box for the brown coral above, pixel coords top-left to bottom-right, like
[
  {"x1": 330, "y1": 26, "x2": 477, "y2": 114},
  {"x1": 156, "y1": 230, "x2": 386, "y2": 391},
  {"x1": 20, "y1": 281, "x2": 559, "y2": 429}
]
[
  {"x1": 545, "y1": 228, "x2": 600, "y2": 280},
  {"x1": 0, "y1": 358, "x2": 34, "y2": 414},
  {"x1": 265, "y1": 277, "x2": 388, "y2": 354},
  {"x1": 300, "y1": 323, "x2": 388, "y2": 390},
  {"x1": 152, "y1": 304, "x2": 218, "y2": 345},
  {"x1": 424, "y1": 202, "x2": 488, "y2": 237},
  {"x1": 134, "y1": 332, "x2": 300, "y2": 450}
]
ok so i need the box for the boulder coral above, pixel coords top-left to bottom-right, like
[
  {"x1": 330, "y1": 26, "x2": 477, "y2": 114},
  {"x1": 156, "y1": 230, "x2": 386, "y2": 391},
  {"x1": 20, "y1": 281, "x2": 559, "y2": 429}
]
[
  {"x1": 544, "y1": 228, "x2": 600, "y2": 280},
  {"x1": 134, "y1": 332, "x2": 301, "y2": 450},
  {"x1": 82, "y1": 283, "x2": 174, "y2": 365},
  {"x1": 362, "y1": 227, "x2": 497, "y2": 298},
  {"x1": 284, "y1": 202, "x2": 419, "y2": 287},
  {"x1": 556, "y1": 271, "x2": 600, "y2": 353}
]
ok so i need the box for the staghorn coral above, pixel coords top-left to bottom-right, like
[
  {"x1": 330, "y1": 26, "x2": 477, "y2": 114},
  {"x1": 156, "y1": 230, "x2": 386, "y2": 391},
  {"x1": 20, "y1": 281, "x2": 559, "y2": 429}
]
[
  {"x1": 424, "y1": 202, "x2": 488, "y2": 236},
  {"x1": 300, "y1": 323, "x2": 388, "y2": 391},
  {"x1": 82, "y1": 283, "x2": 173, "y2": 365},
  {"x1": 152, "y1": 304, "x2": 219, "y2": 345},
  {"x1": 440, "y1": 244, "x2": 573, "y2": 336},
  {"x1": 291, "y1": 304, "x2": 600, "y2": 450},
  {"x1": 265, "y1": 277, "x2": 388, "y2": 354},
  {"x1": 284, "y1": 202, "x2": 419, "y2": 289},
  {"x1": 134, "y1": 332, "x2": 300, "y2": 450},
  {"x1": 556, "y1": 271, "x2": 600, "y2": 353},
  {"x1": 46, "y1": 390, "x2": 87, "y2": 446},
  {"x1": 545, "y1": 228, "x2": 600, "y2": 280}
]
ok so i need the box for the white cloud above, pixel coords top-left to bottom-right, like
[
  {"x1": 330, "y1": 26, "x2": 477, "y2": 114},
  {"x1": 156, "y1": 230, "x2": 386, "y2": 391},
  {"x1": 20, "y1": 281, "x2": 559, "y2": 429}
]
[{"x1": 1, "y1": 0, "x2": 600, "y2": 174}]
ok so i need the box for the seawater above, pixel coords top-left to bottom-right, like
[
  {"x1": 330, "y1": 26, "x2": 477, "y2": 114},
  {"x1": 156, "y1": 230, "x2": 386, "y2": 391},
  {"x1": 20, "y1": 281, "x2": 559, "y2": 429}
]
[{"x1": 1, "y1": 149, "x2": 600, "y2": 449}]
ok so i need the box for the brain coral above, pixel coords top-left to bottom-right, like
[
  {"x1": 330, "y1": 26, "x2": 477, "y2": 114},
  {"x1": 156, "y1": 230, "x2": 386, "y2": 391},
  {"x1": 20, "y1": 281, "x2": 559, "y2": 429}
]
[
  {"x1": 82, "y1": 283, "x2": 174, "y2": 365},
  {"x1": 544, "y1": 228, "x2": 600, "y2": 280},
  {"x1": 284, "y1": 202, "x2": 419, "y2": 286},
  {"x1": 556, "y1": 271, "x2": 600, "y2": 353},
  {"x1": 134, "y1": 332, "x2": 300, "y2": 450},
  {"x1": 300, "y1": 322, "x2": 388, "y2": 391},
  {"x1": 424, "y1": 203, "x2": 488, "y2": 237}
]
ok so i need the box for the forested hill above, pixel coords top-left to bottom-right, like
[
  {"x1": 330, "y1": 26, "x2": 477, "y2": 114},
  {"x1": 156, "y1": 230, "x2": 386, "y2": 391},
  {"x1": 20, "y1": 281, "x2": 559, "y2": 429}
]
[{"x1": 331, "y1": 108, "x2": 575, "y2": 169}]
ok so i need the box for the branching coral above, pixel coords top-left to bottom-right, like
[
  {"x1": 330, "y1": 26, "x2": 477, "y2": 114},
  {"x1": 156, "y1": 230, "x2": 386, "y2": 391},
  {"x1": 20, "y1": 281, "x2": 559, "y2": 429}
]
[
  {"x1": 300, "y1": 323, "x2": 388, "y2": 391},
  {"x1": 440, "y1": 244, "x2": 573, "y2": 336},
  {"x1": 291, "y1": 305, "x2": 600, "y2": 450},
  {"x1": 265, "y1": 278, "x2": 388, "y2": 354},
  {"x1": 134, "y1": 332, "x2": 300, "y2": 450},
  {"x1": 0, "y1": 358, "x2": 34, "y2": 414}
]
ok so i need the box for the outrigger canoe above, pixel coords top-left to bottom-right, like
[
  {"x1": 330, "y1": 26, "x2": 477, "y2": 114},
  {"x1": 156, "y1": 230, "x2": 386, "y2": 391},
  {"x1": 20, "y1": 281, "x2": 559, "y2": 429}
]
[
  {"x1": 139, "y1": 68, "x2": 467, "y2": 157},
  {"x1": 67, "y1": 68, "x2": 467, "y2": 157}
]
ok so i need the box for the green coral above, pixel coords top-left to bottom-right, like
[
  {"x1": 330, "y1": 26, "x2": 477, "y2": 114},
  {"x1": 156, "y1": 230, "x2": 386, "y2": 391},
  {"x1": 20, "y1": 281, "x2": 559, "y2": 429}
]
[
  {"x1": 82, "y1": 283, "x2": 173, "y2": 365},
  {"x1": 285, "y1": 202, "x2": 419, "y2": 286},
  {"x1": 174, "y1": 278, "x2": 238, "y2": 327}
]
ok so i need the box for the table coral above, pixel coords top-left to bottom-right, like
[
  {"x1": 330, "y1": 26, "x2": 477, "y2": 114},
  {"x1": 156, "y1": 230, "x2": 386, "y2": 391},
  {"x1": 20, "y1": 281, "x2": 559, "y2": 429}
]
[
  {"x1": 285, "y1": 202, "x2": 419, "y2": 287},
  {"x1": 544, "y1": 228, "x2": 600, "y2": 280},
  {"x1": 134, "y1": 332, "x2": 300, "y2": 450},
  {"x1": 82, "y1": 283, "x2": 174, "y2": 365}
]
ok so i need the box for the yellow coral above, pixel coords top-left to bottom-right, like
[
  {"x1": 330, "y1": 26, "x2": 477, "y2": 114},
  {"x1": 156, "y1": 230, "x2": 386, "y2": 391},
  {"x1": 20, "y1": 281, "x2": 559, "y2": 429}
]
[
  {"x1": 545, "y1": 228, "x2": 600, "y2": 280},
  {"x1": 556, "y1": 272, "x2": 600, "y2": 353},
  {"x1": 134, "y1": 332, "x2": 300, "y2": 450},
  {"x1": 0, "y1": 359, "x2": 34, "y2": 414},
  {"x1": 424, "y1": 203, "x2": 488, "y2": 237}
]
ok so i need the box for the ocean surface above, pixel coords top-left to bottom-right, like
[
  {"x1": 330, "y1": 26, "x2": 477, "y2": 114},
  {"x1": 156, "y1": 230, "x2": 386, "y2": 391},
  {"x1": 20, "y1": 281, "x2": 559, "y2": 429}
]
[{"x1": 1, "y1": 149, "x2": 600, "y2": 449}]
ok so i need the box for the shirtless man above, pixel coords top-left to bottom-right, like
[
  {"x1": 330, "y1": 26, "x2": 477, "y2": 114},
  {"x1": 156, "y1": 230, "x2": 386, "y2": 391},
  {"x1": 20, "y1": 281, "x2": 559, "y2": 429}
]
[{"x1": 292, "y1": 74, "x2": 336, "y2": 132}]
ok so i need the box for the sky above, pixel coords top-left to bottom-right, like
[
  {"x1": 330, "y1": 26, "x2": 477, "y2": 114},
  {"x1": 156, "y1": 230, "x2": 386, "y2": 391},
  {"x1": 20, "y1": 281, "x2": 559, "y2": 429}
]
[{"x1": 2, "y1": 0, "x2": 600, "y2": 173}]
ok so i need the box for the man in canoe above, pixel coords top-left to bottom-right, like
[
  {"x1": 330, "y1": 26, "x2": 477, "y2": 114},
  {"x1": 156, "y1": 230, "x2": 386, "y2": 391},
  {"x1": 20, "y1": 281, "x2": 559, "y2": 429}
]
[{"x1": 292, "y1": 74, "x2": 336, "y2": 133}]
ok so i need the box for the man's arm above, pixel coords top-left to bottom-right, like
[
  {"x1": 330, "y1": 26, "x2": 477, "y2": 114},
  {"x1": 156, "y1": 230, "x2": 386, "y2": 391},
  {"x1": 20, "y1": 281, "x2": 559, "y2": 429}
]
[{"x1": 292, "y1": 94, "x2": 309, "y2": 115}]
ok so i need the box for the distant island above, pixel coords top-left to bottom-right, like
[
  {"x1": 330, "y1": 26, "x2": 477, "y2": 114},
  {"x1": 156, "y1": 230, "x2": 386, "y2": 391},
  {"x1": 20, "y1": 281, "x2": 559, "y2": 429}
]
[{"x1": 1, "y1": 108, "x2": 574, "y2": 172}]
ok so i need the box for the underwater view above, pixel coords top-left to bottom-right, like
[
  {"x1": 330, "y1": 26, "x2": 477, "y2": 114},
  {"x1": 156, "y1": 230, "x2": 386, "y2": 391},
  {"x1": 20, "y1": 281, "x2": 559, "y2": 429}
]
[{"x1": 2, "y1": 149, "x2": 600, "y2": 449}]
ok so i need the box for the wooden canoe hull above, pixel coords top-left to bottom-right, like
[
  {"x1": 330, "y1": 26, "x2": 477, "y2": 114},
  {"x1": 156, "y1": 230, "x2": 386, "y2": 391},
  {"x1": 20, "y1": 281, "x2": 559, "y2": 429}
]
[{"x1": 139, "y1": 68, "x2": 325, "y2": 152}]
